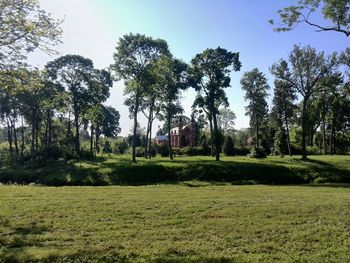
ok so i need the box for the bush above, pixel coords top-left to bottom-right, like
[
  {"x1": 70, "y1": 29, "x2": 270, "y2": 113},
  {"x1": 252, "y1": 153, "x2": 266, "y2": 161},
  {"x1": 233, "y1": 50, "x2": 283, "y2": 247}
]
[
  {"x1": 157, "y1": 143, "x2": 169, "y2": 157},
  {"x1": 127, "y1": 147, "x2": 145, "y2": 157},
  {"x1": 306, "y1": 146, "x2": 321, "y2": 155},
  {"x1": 103, "y1": 140, "x2": 113, "y2": 154},
  {"x1": 200, "y1": 139, "x2": 211, "y2": 156},
  {"x1": 180, "y1": 147, "x2": 203, "y2": 156},
  {"x1": 234, "y1": 147, "x2": 250, "y2": 156},
  {"x1": 223, "y1": 136, "x2": 234, "y2": 156},
  {"x1": 113, "y1": 139, "x2": 128, "y2": 154},
  {"x1": 249, "y1": 147, "x2": 267, "y2": 158}
]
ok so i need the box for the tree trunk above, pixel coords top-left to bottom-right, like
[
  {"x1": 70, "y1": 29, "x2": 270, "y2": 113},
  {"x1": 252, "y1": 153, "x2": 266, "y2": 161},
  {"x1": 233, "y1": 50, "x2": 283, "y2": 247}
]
[
  {"x1": 95, "y1": 129, "x2": 100, "y2": 154},
  {"x1": 284, "y1": 114, "x2": 292, "y2": 156},
  {"x1": 73, "y1": 103, "x2": 80, "y2": 155},
  {"x1": 148, "y1": 113, "x2": 153, "y2": 159},
  {"x1": 66, "y1": 111, "x2": 71, "y2": 146},
  {"x1": 208, "y1": 115, "x2": 214, "y2": 157},
  {"x1": 21, "y1": 116, "x2": 25, "y2": 157},
  {"x1": 132, "y1": 93, "x2": 139, "y2": 163},
  {"x1": 48, "y1": 111, "x2": 52, "y2": 149},
  {"x1": 35, "y1": 122, "x2": 39, "y2": 155},
  {"x1": 7, "y1": 118, "x2": 13, "y2": 157},
  {"x1": 212, "y1": 111, "x2": 220, "y2": 161},
  {"x1": 144, "y1": 112, "x2": 151, "y2": 159},
  {"x1": 310, "y1": 128, "x2": 314, "y2": 147},
  {"x1": 301, "y1": 99, "x2": 308, "y2": 160},
  {"x1": 12, "y1": 120, "x2": 19, "y2": 156},
  {"x1": 167, "y1": 106, "x2": 173, "y2": 160},
  {"x1": 90, "y1": 125, "x2": 94, "y2": 155},
  {"x1": 321, "y1": 116, "x2": 326, "y2": 155},
  {"x1": 31, "y1": 109, "x2": 36, "y2": 158},
  {"x1": 255, "y1": 115, "x2": 259, "y2": 148}
]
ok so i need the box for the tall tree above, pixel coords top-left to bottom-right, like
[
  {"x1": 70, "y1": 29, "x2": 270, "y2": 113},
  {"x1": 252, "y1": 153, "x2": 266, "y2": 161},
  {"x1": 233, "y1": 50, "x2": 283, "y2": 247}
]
[
  {"x1": 152, "y1": 56, "x2": 188, "y2": 160},
  {"x1": 270, "y1": 0, "x2": 350, "y2": 37},
  {"x1": 45, "y1": 55, "x2": 94, "y2": 155},
  {"x1": 84, "y1": 69, "x2": 113, "y2": 154},
  {"x1": 217, "y1": 108, "x2": 236, "y2": 136},
  {"x1": 241, "y1": 68, "x2": 270, "y2": 149},
  {"x1": 271, "y1": 45, "x2": 338, "y2": 160},
  {"x1": 270, "y1": 79, "x2": 296, "y2": 156},
  {"x1": 112, "y1": 33, "x2": 170, "y2": 162},
  {"x1": 188, "y1": 47, "x2": 241, "y2": 161},
  {"x1": 0, "y1": 0, "x2": 62, "y2": 67}
]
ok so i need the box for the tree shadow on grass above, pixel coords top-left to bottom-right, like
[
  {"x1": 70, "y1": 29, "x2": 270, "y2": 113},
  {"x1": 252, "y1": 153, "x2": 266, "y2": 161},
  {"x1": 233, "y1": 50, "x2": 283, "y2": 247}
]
[
  {"x1": 1, "y1": 155, "x2": 349, "y2": 186},
  {"x1": 0, "y1": 222, "x2": 51, "y2": 263}
]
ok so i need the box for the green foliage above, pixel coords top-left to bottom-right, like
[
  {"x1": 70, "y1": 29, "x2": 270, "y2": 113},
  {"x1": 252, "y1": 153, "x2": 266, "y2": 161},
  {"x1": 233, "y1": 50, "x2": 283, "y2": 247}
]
[
  {"x1": 217, "y1": 108, "x2": 236, "y2": 135},
  {"x1": 249, "y1": 147, "x2": 267, "y2": 158},
  {"x1": 223, "y1": 136, "x2": 235, "y2": 156},
  {"x1": 241, "y1": 68, "x2": 270, "y2": 149},
  {"x1": 271, "y1": 0, "x2": 350, "y2": 37},
  {"x1": 200, "y1": 137, "x2": 211, "y2": 156},
  {"x1": 102, "y1": 140, "x2": 112, "y2": 154},
  {"x1": 113, "y1": 139, "x2": 128, "y2": 154},
  {"x1": 157, "y1": 142, "x2": 170, "y2": 157},
  {"x1": 271, "y1": 45, "x2": 338, "y2": 159},
  {"x1": 0, "y1": 0, "x2": 62, "y2": 67},
  {"x1": 112, "y1": 33, "x2": 170, "y2": 162},
  {"x1": 189, "y1": 47, "x2": 241, "y2": 161},
  {"x1": 273, "y1": 128, "x2": 285, "y2": 157}
]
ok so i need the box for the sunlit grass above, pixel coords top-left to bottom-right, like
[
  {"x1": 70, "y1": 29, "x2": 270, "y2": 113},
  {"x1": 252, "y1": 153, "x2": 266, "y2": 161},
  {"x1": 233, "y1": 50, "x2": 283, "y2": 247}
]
[{"x1": 0, "y1": 184, "x2": 349, "y2": 262}]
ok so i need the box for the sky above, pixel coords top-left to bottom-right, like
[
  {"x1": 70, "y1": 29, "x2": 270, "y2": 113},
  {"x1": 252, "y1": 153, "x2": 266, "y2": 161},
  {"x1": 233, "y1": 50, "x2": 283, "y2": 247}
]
[{"x1": 28, "y1": 0, "x2": 349, "y2": 136}]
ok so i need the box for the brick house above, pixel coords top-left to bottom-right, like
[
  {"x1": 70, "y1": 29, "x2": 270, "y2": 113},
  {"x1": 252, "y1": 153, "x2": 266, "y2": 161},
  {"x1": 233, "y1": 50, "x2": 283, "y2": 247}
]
[
  {"x1": 170, "y1": 118, "x2": 196, "y2": 147},
  {"x1": 155, "y1": 119, "x2": 196, "y2": 148}
]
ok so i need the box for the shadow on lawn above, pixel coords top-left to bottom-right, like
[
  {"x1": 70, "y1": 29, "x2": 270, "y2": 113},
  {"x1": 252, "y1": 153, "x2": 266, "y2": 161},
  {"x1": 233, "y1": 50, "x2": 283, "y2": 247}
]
[
  {"x1": 0, "y1": 222, "x2": 51, "y2": 263},
  {"x1": 0, "y1": 156, "x2": 349, "y2": 186}
]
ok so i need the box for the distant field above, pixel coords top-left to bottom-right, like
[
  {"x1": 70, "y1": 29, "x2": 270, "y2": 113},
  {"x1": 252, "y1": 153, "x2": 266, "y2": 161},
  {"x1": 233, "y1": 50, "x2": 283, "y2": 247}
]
[
  {"x1": 0, "y1": 185, "x2": 349, "y2": 262},
  {"x1": 0, "y1": 155, "x2": 349, "y2": 186}
]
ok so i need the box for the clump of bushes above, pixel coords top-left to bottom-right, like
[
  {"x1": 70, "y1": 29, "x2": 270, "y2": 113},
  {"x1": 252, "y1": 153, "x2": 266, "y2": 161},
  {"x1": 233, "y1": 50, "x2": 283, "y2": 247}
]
[
  {"x1": 223, "y1": 136, "x2": 234, "y2": 156},
  {"x1": 157, "y1": 143, "x2": 169, "y2": 157},
  {"x1": 249, "y1": 146, "x2": 267, "y2": 158}
]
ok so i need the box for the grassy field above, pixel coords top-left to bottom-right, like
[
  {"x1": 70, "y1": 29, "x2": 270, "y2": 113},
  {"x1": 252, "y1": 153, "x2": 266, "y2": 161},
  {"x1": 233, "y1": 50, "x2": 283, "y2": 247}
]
[
  {"x1": 0, "y1": 184, "x2": 349, "y2": 262},
  {"x1": 0, "y1": 155, "x2": 350, "y2": 186}
]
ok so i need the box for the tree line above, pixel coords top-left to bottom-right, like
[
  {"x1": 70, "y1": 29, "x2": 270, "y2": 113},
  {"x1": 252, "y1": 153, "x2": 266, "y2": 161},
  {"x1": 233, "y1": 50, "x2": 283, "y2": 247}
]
[{"x1": 0, "y1": 0, "x2": 349, "y2": 166}]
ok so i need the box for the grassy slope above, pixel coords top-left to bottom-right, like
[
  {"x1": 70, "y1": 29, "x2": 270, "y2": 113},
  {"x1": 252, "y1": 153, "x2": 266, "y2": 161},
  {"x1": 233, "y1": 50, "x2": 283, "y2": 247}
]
[
  {"x1": 0, "y1": 155, "x2": 349, "y2": 185},
  {"x1": 0, "y1": 185, "x2": 349, "y2": 262}
]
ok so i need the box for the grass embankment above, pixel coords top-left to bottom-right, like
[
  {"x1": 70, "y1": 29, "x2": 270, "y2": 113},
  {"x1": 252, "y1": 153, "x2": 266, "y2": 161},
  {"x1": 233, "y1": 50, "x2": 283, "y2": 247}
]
[
  {"x1": 0, "y1": 155, "x2": 349, "y2": 186},
  {"x1": 0, "y1": 185, "x2": 349, "y2": 262}
]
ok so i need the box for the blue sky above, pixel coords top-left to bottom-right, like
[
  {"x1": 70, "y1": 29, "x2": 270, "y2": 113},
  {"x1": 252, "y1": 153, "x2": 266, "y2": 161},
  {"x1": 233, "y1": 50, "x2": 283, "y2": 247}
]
[{"x1": 30, "y1": 0, "x2": 349, "y2": 136}]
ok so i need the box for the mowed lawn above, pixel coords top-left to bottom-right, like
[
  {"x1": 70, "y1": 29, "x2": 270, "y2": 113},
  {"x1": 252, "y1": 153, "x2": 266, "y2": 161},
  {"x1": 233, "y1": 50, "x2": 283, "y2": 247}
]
[{"x1": 1, "y1": 185, "x2": 349, "y2": 262}]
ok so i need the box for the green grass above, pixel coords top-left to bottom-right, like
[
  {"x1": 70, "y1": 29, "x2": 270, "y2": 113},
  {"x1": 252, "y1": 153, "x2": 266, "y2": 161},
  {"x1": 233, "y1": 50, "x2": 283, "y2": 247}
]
[
  {"x1": 0, "y1": 155, "x2": 349, "y2": 186},
  {"x1": 0, "y1": 185, "x2": 349, "y2": 262}
]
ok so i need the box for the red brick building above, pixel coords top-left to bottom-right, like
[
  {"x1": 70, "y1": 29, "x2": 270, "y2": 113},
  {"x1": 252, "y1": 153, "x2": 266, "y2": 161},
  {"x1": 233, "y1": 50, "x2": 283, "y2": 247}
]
[{"x1": 169, "y1": 123, "x2": 196, "y2": 147}]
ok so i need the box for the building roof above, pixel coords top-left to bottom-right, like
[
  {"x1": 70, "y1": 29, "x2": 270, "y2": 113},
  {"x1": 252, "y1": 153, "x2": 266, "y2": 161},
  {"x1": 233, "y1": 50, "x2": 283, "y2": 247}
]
[
  {"x1": 155, "y1": 135, "x2": 168, "y2": 141},
  {"x1": 170, "y1": 125, "x2": 190, "y2": 134}
]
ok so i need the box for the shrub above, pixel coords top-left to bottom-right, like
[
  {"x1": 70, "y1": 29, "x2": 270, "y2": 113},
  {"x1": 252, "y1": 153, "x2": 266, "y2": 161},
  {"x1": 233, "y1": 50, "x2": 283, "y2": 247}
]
[
  {"x1": 180, "y1": 147, "x2": 195, "y2": 156},
  {"x1": 249, "y1": 146, "x2": 267, "y2": 158},
  {"x1": 127, "y1": 147, "x2": 145, "y2": 157},
  {"x1": 113, "y1": 139, "x2": 128, "y2": 154},
  {"x1": 234, "y1": 147, "x2": 250, "y2": 156},
  {"x1": 103, "y1": 140, "x2": 113, "y2": 154},
  {"x1": 179, "y1": 147, "x2": 204, "y2": 156},
  {"x1": 158, "y1": 143, "x2": 169, "y2": 157},
  {"x1": 306, "y1": 146, "x2": 321, "y2": 155},
  {"x1": 223, "y1": 136, "x2": 234, "y2": 156},
  {"x1": 200, "y1": 139, "x2": 211, "y2": 156}
]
